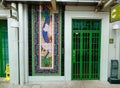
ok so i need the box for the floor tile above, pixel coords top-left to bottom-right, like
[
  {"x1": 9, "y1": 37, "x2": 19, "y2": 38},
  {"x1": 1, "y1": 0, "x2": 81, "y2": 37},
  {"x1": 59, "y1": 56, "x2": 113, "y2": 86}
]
[
  {"x1": 0, "y1": 80, "x2": 120, "y2": 88},
  {"x1": 32, "y1": 85, "x2": 41, "y2": 88}
]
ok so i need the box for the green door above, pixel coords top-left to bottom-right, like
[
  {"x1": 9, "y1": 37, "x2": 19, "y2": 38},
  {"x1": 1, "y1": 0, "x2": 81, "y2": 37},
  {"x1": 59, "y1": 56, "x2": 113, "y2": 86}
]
[
  {"x1": 0, "y1": 20, "x2": 8, "y2": 77},
  {"x1": 72, "y1": 19, "x2": 101, "y2": 80}
]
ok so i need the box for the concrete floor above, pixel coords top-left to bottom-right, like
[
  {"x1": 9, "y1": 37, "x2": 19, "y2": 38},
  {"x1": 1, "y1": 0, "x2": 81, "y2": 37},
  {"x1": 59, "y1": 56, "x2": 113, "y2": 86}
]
[{"x1": 0, "y1": 80, "x2": 120, "y2": 88}]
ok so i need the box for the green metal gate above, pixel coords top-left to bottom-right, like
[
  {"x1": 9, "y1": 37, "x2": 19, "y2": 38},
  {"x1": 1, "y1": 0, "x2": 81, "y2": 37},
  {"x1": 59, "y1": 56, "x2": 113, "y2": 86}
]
[
  {"x1": 0, "y1": 20, "x2": 8, "y2": 77},
  {"x1": 72, "y1": 19, "x2": 101, "y2": 80}
]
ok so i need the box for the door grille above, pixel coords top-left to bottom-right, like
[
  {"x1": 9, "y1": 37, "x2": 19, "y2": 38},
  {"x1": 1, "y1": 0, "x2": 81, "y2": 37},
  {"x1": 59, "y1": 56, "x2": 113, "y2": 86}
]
[
  {"x1": 72, "y1": 19, "x2": 101, "y2": 80},
  {"x1": 0, "y1": 20, "x2": 8, "y2": 77}
]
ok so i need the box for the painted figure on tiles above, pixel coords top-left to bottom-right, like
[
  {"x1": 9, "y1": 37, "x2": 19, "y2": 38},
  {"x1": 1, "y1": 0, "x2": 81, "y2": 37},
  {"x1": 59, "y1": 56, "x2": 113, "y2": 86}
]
[{"x1": 41, "y1": 5, "x2": 53, "y2": 67}]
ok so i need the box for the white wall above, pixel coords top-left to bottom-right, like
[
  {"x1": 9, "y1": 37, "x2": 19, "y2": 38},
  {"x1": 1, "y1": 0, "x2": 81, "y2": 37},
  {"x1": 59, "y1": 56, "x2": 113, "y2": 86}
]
[
  {"x1": 8, "y1": 18, "x2": 19, "y2": 84},
  {"x1": 109, "y1": 21, "x2": 120, "y2": 79},
  {"x1": 108, "y1": 24, "x2": 116, "y2": 77},
  {"x1": 0, "y1": 8, "x2": 9, "y2": 19},
  {"x1": 65, "y1": 6, "x2": 109, "y2": 81}
]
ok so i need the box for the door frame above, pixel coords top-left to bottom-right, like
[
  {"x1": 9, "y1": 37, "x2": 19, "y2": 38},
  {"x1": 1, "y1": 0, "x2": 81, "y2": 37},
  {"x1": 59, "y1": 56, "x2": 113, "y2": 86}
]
[{"x1": 65, "y1": 11, "x2": 109, "y2": 81}]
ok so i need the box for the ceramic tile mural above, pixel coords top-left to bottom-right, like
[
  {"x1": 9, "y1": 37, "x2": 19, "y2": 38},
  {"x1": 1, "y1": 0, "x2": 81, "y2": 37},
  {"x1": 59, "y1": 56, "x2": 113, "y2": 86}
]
[
  {"x1": 41, "y1": 5, "x2": 53, "y2": 69},
  {"x1": 30, "y1": 5, "x2": 61, "y2": 75}
]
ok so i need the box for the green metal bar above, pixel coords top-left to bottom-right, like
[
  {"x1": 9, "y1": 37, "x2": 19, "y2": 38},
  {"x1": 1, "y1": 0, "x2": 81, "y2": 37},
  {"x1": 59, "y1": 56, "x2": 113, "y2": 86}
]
[
  {"x1": 83, "y1": 33, "x2": 85, "y2": 79},
  {"x1": 4, "y1": 23, "x2": 8, "y2": 77},
  {"x1": 2, "y1": 32, "x2": 5, "y2": 77},
  {"x1": 98, "y1": 21, "x2": 101, "y2": 79},
  {"x1": 4, "y1": 32, "x2": 6, "y2": 77},
  {"x1": 95, "y1": 34, "x2": 97, "y2": 79},
  {"x1": 72, "y1": 20, "x2": 73, "y2": 79},
  {"x1": 80, "y1": 33, "x2": 83, "y2": 79},
  {"x1": 6, "y1": 31, "x2": 9, "y2": 64},
  {"x1": 1, "y1": 33, "x2": 4, "y2": 77},
  {"x1": 73, "y1": 20, "x2": 75, "y2": 79},
  {"x1": 72, "y1": 30, "x2": 100, "y2": 34},
  {"x1": 89, "y1": 27, "x2": 93, "y2": 79},
  {"x1": 87, "y1": 33, "x2": 89, "y2": 79},
  {"x1": 74, "y1": 32, "x2": 76, "y2": 79},
  {"x1": 31, "y1": 6, "x2": 35, "y2": 76},
  {"x1": 0, "y1": 31, "x2": 2, "y2": 77},
  {"x1": 60, "y1": 7, "x2": 62, "y2": 76}
]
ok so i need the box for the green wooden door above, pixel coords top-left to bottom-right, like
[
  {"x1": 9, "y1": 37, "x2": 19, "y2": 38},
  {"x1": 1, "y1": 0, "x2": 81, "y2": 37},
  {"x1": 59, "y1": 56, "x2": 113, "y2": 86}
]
[
  {"x1": 72, "y1": 19, "x2": 101, "y2": 80},
  {"x1": 0, "y1": 20, "x2": 8, "y2": 77}
]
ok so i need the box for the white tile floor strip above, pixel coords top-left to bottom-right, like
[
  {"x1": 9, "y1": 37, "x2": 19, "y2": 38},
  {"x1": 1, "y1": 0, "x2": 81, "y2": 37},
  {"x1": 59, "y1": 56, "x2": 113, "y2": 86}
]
[
  {"x1": 32, "y1": 85, "x2": 41, "y2": 88},
  {"x1": 23, "y1": 85, "x2": 32, "y2": 88},
  {"x1": 0, "y1": 81, "x2": 120, "y2": 88}
]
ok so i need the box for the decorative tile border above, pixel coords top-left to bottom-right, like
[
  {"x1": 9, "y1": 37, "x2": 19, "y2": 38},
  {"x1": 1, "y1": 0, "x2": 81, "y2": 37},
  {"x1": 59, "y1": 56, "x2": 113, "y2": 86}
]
[{"x1": 31, "y1": 5, "x2": 61, "y2": 75}]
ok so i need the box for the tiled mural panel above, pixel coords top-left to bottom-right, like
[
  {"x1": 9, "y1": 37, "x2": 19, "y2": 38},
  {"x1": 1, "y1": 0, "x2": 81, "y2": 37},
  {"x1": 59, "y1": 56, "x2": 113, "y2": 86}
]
[{"x1": 30, "y1": 5, "x2": 61, "y2": 75}]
